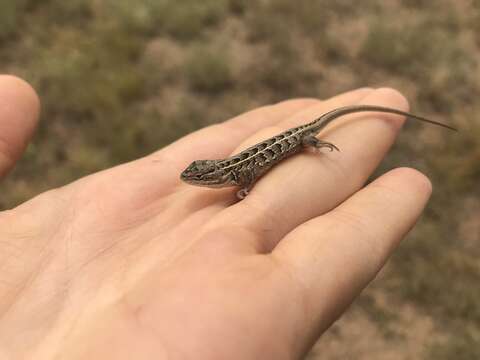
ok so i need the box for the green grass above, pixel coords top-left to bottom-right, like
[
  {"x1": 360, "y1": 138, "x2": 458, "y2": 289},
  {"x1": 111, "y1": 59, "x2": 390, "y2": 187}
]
[{"x1": 1, "y1": 1, "x2": 480, "y2": 358}]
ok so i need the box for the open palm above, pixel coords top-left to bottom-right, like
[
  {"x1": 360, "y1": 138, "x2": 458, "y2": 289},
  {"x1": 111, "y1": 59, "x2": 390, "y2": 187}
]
[{"x1": 0, "y1": 76, "x2": 431, "y2": 360}]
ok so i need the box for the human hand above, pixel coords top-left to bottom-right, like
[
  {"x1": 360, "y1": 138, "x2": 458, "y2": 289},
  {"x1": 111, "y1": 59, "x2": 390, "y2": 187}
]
[{"x1": 0, "y1": 77, "x2": 431, "y2": 360}]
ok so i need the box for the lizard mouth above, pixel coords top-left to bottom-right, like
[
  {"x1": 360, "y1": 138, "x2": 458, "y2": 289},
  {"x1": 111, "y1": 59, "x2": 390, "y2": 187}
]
[
  {"x1": 181, "y1": 178, "x2": 228, "y2": 188},
  {"x1": 180, "y1": 173, "x2": 201, "y2": 185},
  {"x1": 179, "y1": 171, "x2": 233, "y2": 188}
]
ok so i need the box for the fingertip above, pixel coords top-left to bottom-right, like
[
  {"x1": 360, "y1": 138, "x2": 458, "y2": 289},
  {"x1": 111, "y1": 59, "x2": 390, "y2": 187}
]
[
  {"x1": 390, "y1": 166, "x2": 432, "y2": 193},
  {"x1": 0, "y1": 75, "x2": 41, "y2": 120},
  {"x1": 0, "y1": 75, "x2": 40, "y2": 176},
  {"x1": 355, "y1": 87, "x2": 410, "y2": 132},
  {"x1": 373, "y1": 87, "x2": 410, "y2": 111},
  {"x1": 374, "y1": 167, "x2": 433, "y2": 202}
]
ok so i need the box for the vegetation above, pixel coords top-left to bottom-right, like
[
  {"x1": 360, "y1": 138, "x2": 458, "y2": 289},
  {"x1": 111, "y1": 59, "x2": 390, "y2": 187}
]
[{"x1": 1, "y1": 0, "x2": 479, "y2": 358}]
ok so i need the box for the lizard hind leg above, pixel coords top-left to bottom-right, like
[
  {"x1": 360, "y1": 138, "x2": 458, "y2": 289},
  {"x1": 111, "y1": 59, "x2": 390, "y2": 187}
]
[
  {"x1": 236, "y1": 181, "x2": 256, "y2": 200},
  {"x1": 236, "y1": 188, "x2": 249, "y2": 200},
  {"x1": 302, "y1": 135, "x2": 340, "y2": 152},
  {"x1": 235, "y1": 170, "x2": 256, "y2": 200}
]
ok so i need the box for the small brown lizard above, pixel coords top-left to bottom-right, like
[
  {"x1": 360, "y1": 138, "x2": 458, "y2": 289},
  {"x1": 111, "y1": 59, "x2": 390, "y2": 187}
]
[{"x1": 180, "y1": 105, "x2": 456, "y2": 199}]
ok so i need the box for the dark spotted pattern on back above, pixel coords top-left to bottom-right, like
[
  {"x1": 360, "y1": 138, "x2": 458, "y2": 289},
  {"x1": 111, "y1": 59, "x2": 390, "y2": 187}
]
[
  {"x1": 181, "y1": 104, "x2": 456, "y2": 198},
  {"x1": 216, "y1": 124, "x2": 308, "y2": 174}
]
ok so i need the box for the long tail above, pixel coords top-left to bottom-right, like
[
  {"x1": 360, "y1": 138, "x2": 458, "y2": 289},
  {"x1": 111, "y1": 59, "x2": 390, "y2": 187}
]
[{"x1": 307, "y1": 105, "x2": 457, "y2": 133}]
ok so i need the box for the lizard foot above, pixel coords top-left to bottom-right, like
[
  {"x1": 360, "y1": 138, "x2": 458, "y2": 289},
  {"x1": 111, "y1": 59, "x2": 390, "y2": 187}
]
[
  {"x1": 302, "y1": 136, "x2": 340, "y2": 152},
  {"x1": 236, "y1": 188, "x2": 249, "y2": 200}
]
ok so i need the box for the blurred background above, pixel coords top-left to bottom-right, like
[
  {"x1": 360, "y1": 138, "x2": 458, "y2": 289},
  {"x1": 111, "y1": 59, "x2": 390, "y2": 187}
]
[{"x1": 1, "y1": 0, "x2": 479, "y2": 358}]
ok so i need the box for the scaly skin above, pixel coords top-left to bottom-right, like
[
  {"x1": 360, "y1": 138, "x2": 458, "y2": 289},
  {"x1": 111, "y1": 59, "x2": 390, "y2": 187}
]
[{"x1": 181, "y1": 105, "x2": 456, "y2": 199}]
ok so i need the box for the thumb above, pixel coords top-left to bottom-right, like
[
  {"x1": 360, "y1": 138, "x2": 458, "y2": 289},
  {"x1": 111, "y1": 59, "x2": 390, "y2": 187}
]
[{"x1": 0, "y1": 75, "x2": 40, "y2": 178}]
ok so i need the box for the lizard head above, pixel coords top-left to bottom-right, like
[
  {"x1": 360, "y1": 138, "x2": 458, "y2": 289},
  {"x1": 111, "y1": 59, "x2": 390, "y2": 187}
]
[{"x1": 180, "y1": 160, "x2": 230, "y2": 187}]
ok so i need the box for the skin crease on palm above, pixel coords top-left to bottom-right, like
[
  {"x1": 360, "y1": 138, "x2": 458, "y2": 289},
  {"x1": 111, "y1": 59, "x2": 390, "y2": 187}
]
[{"x1": 0, "y1": 75, "x2": 433, "y2": 360}]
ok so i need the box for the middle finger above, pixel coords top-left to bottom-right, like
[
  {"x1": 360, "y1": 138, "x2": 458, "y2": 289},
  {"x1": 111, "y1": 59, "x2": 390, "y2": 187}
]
[{"x1": 222, "y1": 88, "x2": 409, "y2": 250}]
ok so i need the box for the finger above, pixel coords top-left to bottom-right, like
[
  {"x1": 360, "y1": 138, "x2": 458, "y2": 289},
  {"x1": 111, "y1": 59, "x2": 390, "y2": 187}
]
[
  {"x1": 226, "y1": 88, "x2": 408, "y2": 249},
  {"x1": 0, "y1": 76, "x2": 40, "y2": 178},
  {"x1": 82, "y1": 88, "x2": 373, "y2": 206},
  {"x1": 272, "y1": 168, "x2": 432, "y2": 355},
  {"x1": 158, "y1": 88, "x2": 373, "y2": 167},
  {"x1": 65, "y1": 98, "x2": 319, "y2": 205}
]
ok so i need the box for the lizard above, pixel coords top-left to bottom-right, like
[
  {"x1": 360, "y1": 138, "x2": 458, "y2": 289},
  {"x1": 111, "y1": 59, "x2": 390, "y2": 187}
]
[{"x1": 180, "y1": 105, "x2": 456, "y2": 199}]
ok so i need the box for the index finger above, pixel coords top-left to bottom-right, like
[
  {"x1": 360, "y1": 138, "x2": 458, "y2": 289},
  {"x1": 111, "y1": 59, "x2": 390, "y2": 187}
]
[
  {"x1": 96, "y1": 88, "x2": 373, "y2": 195},
  {"x1": 154, "y1": 88, "x2": 373, "y2": 170}
]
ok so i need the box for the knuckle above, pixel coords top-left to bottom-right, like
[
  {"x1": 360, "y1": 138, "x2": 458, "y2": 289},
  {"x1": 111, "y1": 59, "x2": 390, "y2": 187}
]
[{"x1": 329, "y1": 208, "x2": 385, "y2": 267}]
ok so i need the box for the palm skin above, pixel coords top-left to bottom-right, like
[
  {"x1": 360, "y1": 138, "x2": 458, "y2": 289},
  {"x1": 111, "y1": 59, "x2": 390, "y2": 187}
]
[{"x1": 0, "y1": 76, "x2": 431, "y2": 360}]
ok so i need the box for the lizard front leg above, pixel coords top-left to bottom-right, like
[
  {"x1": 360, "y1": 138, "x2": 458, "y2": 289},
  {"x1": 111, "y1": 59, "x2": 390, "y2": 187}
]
[
  {"x1": 236, "y1": 185, "x2": 253, "y2": 200},
  {"x1": 302, "y1": 135, "x2": 340, "y2": 152},
  {"x1": 235, "y1": 168, "x2": 256, "y2": 200}
]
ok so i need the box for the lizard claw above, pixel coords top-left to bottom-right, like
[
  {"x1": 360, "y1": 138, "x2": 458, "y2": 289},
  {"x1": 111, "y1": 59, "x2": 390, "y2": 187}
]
[
  {"x1": 316, "y1": 141, "x2": 340, "y2": 152},
  {"x1": 302, "y1": 135, "x2": 339, "y2": 152},
  {"x1": 236, "y1": 188, "x2": 249, "y2": 200},
  {"x1": 326, "y1": 143, "x2": 340, "y2": 152}
]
